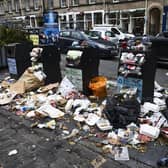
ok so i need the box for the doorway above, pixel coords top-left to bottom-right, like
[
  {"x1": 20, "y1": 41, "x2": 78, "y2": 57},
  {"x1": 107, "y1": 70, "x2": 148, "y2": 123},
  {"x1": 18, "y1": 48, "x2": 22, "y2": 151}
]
[{"x1": 149, "y1": 8, "x2": 161, "y2": 35}]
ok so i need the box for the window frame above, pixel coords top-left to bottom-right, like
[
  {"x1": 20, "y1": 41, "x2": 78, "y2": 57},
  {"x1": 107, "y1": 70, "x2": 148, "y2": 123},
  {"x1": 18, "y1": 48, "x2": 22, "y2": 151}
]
[
  {"x1": 0, "y1": 2, "x2": 4, "y2": 14},
  {"x1": 72, "y1": 0, "x2": 79, "y2": 6},
  {"x1": 89, "y1": 0, "x2": 96, "y2": 4},
  {"x1": 25, "y1": 0, "x2": 30, "y2": 11},
  {"x1": 60, "y1": 0, "x2": 66, "y2": 7},
  {"x1": 34, "y1": 0, "x2": 40, "y2": 10},
  {"x1": 15, "y1": 0, "x2": 20, "y2": 13}
]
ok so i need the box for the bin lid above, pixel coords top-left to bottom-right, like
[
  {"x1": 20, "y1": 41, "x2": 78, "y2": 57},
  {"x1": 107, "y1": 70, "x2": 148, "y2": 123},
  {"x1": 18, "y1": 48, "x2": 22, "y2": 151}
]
[
  {"x1": 67, "y1": 50, "x2": 83, "y2": 59},
  {"x1": 151, "y1": 37, "x2": 168, "y2": 43},
  {"x1": 5, "y1": 43, "x2": 20, "y2": 47}
]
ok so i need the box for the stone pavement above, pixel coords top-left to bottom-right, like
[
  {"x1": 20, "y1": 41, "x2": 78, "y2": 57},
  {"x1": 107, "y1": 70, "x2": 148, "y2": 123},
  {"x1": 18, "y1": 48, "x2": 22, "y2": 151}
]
[{"x1": 0, "y1": 104, "x2": 168, "y2": 168}]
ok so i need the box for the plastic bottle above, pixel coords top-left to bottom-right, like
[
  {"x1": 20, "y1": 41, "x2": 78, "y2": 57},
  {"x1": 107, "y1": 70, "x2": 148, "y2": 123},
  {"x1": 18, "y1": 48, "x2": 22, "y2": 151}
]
[{"x1": 20, "y1": 106, "x2": 34, "y2": 112}]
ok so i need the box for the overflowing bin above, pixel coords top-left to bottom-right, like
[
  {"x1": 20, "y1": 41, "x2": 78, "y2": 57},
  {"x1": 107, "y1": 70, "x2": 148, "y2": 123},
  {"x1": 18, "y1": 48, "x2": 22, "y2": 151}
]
[
  {"x1": 117, "y1": 42, "x2": 157, "y2": 103},
  {"x1": 65, "y1": 45, "x2": 100, "y2": 95},
  {"x1": 40, "y1": 45, "x2": 62, "y2": 84},
  {"x1": 151, "y1": 37, "x2": 168, "y2": 65},
  {"x1": 0, "y1": 46, "x2": 7, "y2": 68},
  {"x1": 5, "y1": 42, "x2": 33, "y2": 79}
]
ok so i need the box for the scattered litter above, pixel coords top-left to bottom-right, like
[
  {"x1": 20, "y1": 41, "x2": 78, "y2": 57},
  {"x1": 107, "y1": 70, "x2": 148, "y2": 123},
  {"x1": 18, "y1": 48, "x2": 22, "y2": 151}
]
[
  {"x1": 37, "y1": 120, "x2": 56, "y2": 129},
  {"x1": 36, "y1": 104, "x2": 64, "y2": 118},
  {"x1": 73, "y1": 114, "x2": 85, "y2": 122},
  {"x1": 142, "y1": 102, "x2": 160, "y2": 113},
  {"x1": 8, "y1": 149, "x2": 18, "y2": 156},
  {"x1": 102, "y1": 145, "x2": 113, "y2": 154},
  {"x1": 65, "y1": 99, "x2": 74, "y2": 113},
  {"x1": 62, "y1": 128, "x2": 79, "y2": 139},
  {"x1": 155, "y1": 81, "x2": 164, "y2": 92},
  {"x1": 107, "y1": 131, "x2": 120, "y2": 145},
  {"x1": 96, "y1": 118, "x2": 112, "y2": 131},
  {"x1": 0, "y1": 55, "x2": 168, "y2": 162},
  {"x1": 91, "y1": 155, "x2": 106, "y2": 168},
  {"x1": 160, "y1": 127, "x2": 168, "y2": 139},
  {"x1": 82, "y1": 125, "x2": 90, "y2": 132},
  {"x1": 85, "y1": 113, "x2": 100, "y2": 126},
  {"x1": 26, "y1": 111, "x2": 36, "y2": 118},
  {"x1": 56, "y1": 76, "x2": 77, "y2": 97},
  {"x1": 139, "y1": 124, "x2": 160, "y2": 139},
  {"x1": 73, "y1": 98, "x2": 90, "y2": 116},
  {"x1": 0, "y1": 92, "x2": 16, "y2": 105},
  {"x1": 114, "y1": 146, "x2": 129, "y2": 161}
]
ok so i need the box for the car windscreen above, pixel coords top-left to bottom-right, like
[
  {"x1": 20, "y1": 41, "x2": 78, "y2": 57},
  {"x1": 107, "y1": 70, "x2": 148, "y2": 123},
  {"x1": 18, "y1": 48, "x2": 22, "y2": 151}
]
[
  {"x1": 71, "y1": 31, "x2": 89, "y2": 40},
  {"x1": 60, "y1": 31, "x2": 70, "y2": 37},
  {"x1": 88, "y1": 31, "x2": 101, "y2": 37},
  {"x1": 80, "y1": 31, "x2": 90, "y2": 40},
  {"x1": 111, "y1": 28, "x2": 120, "y2": 35},
  {"x1": 105, "y1": 31, "x2": 116, "y2": 37}
]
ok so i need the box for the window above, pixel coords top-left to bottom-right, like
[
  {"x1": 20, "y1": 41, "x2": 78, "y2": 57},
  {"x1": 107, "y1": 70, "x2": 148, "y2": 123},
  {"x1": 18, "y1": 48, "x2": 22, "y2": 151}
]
[
  {"x1": 113, "y1": 0, "x2": 119, "y2": 3},
  {"x1": 0, "y1": 2, "x2": 4, "y2": 14},
  {"x1": 72, "y1": 0, "x2": 79, "y2": 6},
  {"x1": 89, "y1": 31, "x2": 101, "y2": 38},
  {"x1": 94, "y1": 13, "x2": 102, "y2": 24},
  {"x1": 15, "y1": 0, "x2": 20, "y2": 12},
  {"x1": 105, "y1": 31, "x2": 116, "y2": 37},
  {"x1": 60, "y1": 0, "x2": 66, "y2": 7},
  {"x1": 25, "y1": 0, "x2": 30, "y2": 11},
  {"x1": 111, "y1": 28, "x2": 120, "y2": 35},
  {"x1": 47, "y1": 0, "x2": 54, "y2": 9},
  {"x1": 8, "y1": 1, "x2": 12, "y2": 13},
  {"x1": 34, "y1": 0, "x2": 40, "y2": 10},
  {"x1": 30, "y1": 16, "x2": 36, "y2": 27},
  {"x1": 89, "y1": 0, "x2": 96, "y2": 4},
  {"x1": 71, "y1": 31, "x2": 81, "y2": 39},
  {"x1": 60, "y1": 31, "x2": 70, "y2": 37}
]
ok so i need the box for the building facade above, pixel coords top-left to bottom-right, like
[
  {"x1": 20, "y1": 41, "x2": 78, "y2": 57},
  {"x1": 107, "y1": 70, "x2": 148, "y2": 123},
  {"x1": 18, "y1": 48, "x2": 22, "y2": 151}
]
[{"x1": 0, "y1": 0, "x2": 167, "y2": 35}]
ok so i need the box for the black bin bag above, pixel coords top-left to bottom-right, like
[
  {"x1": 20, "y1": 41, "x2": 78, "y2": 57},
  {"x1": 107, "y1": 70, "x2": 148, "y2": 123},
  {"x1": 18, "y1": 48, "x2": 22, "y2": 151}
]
[{"x1": 104, "y1": 94, "x2": 140, "y2": 129}]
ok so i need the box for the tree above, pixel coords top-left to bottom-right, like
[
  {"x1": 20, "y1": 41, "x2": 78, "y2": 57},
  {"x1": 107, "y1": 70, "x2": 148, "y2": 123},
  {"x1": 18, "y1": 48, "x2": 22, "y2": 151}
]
[{"x1": 0, "y1": 26, "x2": 30, "y2": 46}]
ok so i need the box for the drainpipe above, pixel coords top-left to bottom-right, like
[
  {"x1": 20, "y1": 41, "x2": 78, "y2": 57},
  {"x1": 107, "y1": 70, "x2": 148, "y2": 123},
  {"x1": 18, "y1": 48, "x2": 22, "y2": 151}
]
[
  {"x1": 42, "y1": 0, "x2": 47, "y2": 13},
  {"x1": 41, "y1": 0, "x2": 44, "y2": 13},
  {"x1": 103, "y1": 0, "x2": 106, "y2": 24},
  {"x1": 144, "y1": 0, "x2": 148, "y2": 35},
  {"x1": 67, "y1": 0, "x2": 70, "y2": 9},
  {"x1": 19, "y1": 0, "x2": 23, "y2": 16}
]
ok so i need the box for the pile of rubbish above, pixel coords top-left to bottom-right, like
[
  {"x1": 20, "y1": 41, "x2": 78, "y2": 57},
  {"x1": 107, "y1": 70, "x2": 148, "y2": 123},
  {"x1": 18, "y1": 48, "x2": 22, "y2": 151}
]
[{"x1": 0, "y1": 47, "x2": 168, "y2": 162}]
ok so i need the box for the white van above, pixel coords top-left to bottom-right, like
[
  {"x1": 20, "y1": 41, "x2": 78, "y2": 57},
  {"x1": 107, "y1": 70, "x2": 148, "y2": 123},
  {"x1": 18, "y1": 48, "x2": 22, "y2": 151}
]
[{"x1": 93, "y1": 25, "x2": 135, "y2": 40}]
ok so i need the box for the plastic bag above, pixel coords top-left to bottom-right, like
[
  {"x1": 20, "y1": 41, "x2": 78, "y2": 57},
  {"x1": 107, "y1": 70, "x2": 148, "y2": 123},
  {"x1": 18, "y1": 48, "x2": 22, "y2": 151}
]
[
  {"x1": 89, "y1": 76, "x2": 107, "y2": 98},
  {"x1": 104, "y1": 93, "x2": 140, "y2": 128}
]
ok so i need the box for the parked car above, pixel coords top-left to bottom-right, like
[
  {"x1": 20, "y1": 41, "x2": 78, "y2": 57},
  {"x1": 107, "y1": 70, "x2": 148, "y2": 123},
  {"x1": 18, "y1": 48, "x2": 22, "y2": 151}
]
[
  {"x1": 59, "y1": 29, "x2": 118, "y2": 58},
  {"x1": 93, "y1": 25, "x2": 135, "y2": 40},
  {"x1": 156, "y1": 31, "x2": 168, "y2": 38},
  {"x1": 85, "y1": 30, "x2": 119, "y2": 44}
]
